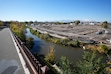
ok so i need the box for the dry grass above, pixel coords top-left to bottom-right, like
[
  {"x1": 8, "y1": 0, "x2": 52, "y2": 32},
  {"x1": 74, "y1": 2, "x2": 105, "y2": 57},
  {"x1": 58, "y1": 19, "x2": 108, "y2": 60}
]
[
  {"x1": 86, "y1": 45, "x2": 98, "y2": 51},
  {"x1": 86, "y1": 45, "x2": 107, "y2": 54},
  {"x1": 106, "y1": 67, "x2": 111, "y2": 73}
]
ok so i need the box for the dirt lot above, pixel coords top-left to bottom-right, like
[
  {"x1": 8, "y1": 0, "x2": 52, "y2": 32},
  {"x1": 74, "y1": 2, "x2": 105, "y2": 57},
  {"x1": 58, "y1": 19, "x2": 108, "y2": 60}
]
[{"x1": 38, "y1": 24, "x2": 111, "y2": 46}]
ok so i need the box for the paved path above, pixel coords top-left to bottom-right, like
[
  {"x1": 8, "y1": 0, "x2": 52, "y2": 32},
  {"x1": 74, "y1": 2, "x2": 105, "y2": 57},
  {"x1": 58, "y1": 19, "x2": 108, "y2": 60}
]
[{"x1": 0, "y1": 28, "x2": 25, "y2": 74}]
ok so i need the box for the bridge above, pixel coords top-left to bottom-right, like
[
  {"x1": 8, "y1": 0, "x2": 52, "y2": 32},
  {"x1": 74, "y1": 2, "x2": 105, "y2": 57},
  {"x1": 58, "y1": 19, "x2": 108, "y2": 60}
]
[{"x1": 0, "y1": 27, "x2": 49, "y2": 74}]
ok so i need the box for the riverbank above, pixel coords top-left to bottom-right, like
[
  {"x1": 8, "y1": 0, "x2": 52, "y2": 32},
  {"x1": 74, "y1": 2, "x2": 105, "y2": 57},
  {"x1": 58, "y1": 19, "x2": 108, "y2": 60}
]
[
  {"x1": 25, "y1": 28, "x2": 84, "y2": 63},
  {"x1": 29, "y1": 27, "x2": 111, "y2": 54},
  {"x1": 29, "y1": 27, "x2": 85, "y2": 47},
  {"x1": 26, "y1": 26, "x2": 110, "y2": 73}
]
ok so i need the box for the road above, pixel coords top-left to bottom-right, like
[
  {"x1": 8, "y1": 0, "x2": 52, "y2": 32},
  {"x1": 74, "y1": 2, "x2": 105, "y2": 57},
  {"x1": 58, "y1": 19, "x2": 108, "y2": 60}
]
[{"x1": 0, "y1": 28, "x2": 25, "y2": 74}]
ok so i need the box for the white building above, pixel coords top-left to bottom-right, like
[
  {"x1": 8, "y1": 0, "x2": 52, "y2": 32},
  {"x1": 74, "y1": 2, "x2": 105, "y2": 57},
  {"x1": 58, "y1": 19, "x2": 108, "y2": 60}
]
[{"x1": 106, "y1": 39, "x2": 111, "y2": 43}]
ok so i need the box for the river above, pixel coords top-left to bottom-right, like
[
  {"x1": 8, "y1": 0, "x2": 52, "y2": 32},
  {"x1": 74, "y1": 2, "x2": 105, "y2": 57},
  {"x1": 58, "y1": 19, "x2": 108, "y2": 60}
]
[{"x1": 25, "y1": 28, "x2": 106, "y2": 63}]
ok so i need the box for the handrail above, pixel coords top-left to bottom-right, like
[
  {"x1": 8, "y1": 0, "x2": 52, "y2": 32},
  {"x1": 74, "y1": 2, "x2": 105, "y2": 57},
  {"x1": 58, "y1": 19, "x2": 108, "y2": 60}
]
[{"x1": 11, "y1": 31, "x2": 43, "y2": 74}]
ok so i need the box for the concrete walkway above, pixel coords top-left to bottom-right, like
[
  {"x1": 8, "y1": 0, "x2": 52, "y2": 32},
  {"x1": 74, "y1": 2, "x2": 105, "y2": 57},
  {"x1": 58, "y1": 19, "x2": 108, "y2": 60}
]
[{"x1": 0, "y1": 28, "x2": 26, "y2": 74}]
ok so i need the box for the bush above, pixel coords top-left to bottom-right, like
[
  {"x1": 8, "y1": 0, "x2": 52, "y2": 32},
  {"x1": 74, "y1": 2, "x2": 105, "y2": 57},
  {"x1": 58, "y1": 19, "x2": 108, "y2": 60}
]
[
  {"x1": 0, "y1": 21, "x2": 3, "y2": 26},
  {"x1": 98, "y1": 45, "x2": 110, "y2": 54},
  {"x1": 26, "y1": 37, "x2": 34, "y2": 49},
  {"x1": 102, "y1": 21, "x2": 107, "y2": 28},
  {"x1": 45, "y1": 46, "x2": 55, "y2": 64},
  {"x1": 11, "y1": 21, "x2": 26, "y2": 41}
]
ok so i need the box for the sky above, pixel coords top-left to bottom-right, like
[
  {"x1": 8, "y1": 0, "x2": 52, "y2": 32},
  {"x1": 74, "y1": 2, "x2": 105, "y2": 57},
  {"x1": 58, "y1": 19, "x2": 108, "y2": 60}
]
[{"x1": 0, "y1": 0, "x2": 111, "y2": 22}]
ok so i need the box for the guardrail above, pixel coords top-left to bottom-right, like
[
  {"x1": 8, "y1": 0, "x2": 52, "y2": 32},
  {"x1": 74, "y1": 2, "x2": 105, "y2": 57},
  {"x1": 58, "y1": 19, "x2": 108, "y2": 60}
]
[{"x1": 11, "y1": 31, "x2": 43, "y2": 74}]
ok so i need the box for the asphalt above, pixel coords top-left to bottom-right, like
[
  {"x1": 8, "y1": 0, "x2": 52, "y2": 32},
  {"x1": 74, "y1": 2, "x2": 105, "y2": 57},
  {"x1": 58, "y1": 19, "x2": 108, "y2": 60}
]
[{"x1": 0, "y1": 28, "x2": 25, "y2": 74}]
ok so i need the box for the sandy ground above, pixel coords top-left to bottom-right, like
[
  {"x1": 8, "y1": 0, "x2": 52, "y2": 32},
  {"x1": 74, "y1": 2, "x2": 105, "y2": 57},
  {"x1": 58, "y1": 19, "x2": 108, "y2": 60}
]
[{"x1": 37, "y1": 24, "x2": 111, "y2": 47}]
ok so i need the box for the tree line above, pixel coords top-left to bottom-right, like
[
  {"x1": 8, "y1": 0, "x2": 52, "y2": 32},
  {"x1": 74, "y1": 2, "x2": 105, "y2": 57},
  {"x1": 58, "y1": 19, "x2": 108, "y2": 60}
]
[{"x1": 10, "y1": 21, "x2": 34, "y2": 49}]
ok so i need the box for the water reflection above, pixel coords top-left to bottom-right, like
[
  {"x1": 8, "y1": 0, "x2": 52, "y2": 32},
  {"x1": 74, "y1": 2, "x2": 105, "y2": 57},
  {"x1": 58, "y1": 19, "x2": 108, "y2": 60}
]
[{"x1": 25, "y1": 28, "x2": 44, "y2": 53}]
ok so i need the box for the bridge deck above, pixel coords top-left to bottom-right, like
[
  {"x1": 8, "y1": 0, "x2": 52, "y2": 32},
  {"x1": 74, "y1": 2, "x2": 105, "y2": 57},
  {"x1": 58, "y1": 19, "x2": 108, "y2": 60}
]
[{"x1": 0, "y1": 28, "x2": 25, "y2": 74}]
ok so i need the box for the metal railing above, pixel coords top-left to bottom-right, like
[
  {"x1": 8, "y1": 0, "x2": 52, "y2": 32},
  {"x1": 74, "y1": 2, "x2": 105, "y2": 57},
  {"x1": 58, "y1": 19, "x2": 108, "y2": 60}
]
[{"x1": 11, "y1": 31, "x2": 43, "y2": 74}]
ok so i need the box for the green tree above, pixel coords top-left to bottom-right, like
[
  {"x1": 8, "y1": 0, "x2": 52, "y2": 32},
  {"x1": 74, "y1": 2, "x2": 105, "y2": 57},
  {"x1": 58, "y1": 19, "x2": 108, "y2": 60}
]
[
  {"x1": 30, "y1": 21, "x2": 33, "y2": 24},
  {"x1": 99, "y1": 45, "x2": 110, "y2": 54},
  {"x1": 74, "y1": 20, "x2": 80, "y2": 25},
  {"x1": 75, "y1": 51, "x2": 106, "y2": 74},
  {"x1": 0, "y1": 21, "x2": 3, "y2": 26},
  {"x1": 10, "y1": 21, "x2": 26, "y2": 41},
  {"x1": 67, "y1": 40, "x2": 80, "y2": 47},
  {"x1": 25, "y1": 21, "x2": 28, "y2": 24},
  {"x1": 102, "y1": 21, "x2": 107, "y2": 28},
  {"x1": 56, "y1": 22, "x2": 63, "y2": 25},
  {"x1": 59, "y1": 56, "x2": 74, "y2": 74},
  {"x1": 59, "y1": 39, "x2": 70, "y2": 45},
  {"x1": 73, "y1": 40, "x2": 80, "y2": 47},
  {"x1": 40, "y1": 34, "x2": 50, "y2": 40},
  {"x1": 45, "y1": 46, "x2": 55, "y2": 64}
]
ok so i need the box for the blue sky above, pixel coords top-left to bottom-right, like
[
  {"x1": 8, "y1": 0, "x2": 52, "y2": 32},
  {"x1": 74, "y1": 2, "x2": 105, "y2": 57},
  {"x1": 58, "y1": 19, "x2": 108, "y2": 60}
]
[{"x1": 0, "y1": 0, "x2": 111, "y2": 22}]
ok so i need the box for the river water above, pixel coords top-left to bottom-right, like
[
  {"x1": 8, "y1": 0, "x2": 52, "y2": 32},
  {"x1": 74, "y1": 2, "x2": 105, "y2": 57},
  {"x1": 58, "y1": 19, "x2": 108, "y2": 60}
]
[{"x1": 25, "y1": 28, "x2": 106, "y2": 63}]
